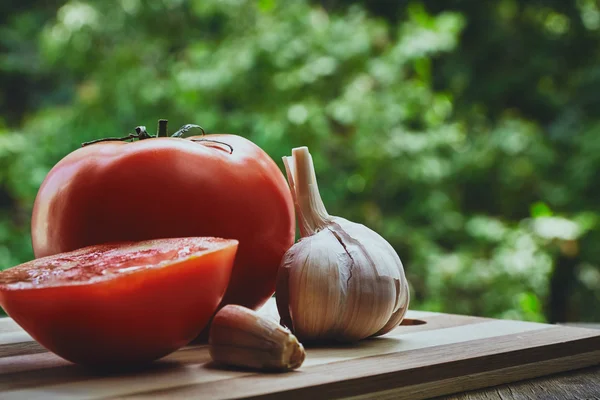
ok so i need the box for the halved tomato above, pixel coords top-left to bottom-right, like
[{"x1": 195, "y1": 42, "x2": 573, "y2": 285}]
[{"x1": 0, "y1": 237, "x2": 237, "y2": 367}]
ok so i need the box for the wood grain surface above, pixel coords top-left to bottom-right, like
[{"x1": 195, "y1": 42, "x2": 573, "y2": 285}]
[
  {"x1": 437, "y1": 365, "x2": 600, "y2": 400},
  {"x1": 0, "y1": 299, "x2": 599, "y2": 400}
]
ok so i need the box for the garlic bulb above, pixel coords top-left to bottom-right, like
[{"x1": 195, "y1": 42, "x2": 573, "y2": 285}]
[{"x1": 276, "y1": 146, "x2": 410, "y2": 343}]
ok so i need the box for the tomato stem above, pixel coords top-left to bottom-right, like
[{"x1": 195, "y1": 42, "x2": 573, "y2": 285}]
[
  {"x1": 190, "y1": 139, "x2": 234, "y2": 154},
  {"x1": 171, "y1": 124, "x2": 206, "y2": 138},
  {"x1": 81, "y1": 125, "x2": 153, "y2": 147},
  {"x1": 80, "y1": 120, "x2": 233, "y2": 154},
  {"x1": 81, "y1": 134, "x2": 137, "y2": 147},
  {"x1": 135, "y1": 126, "x2": 153, "y2": 140},
  {"x1": 157, "y1": 119, "x2": 168, "y2": 138}
]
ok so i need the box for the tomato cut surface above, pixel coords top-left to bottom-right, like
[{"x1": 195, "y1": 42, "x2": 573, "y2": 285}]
[{"x1": 0, "y1": 237, "x2": 238, "y2": 367}]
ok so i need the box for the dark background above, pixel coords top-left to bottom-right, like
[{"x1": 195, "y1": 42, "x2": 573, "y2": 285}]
[{"x1": 1, "y1": 0, "x2": 599, "y2": 323}]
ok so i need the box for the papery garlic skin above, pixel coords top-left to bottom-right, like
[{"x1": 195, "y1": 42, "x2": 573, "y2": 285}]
[{"x1": 276, "y1": 147, "x2": 410, "y2": 343}]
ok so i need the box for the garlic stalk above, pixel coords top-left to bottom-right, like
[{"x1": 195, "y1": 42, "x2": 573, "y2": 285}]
[{"x1": 276, "y1": 146, "x2": 410, "y2": 343}]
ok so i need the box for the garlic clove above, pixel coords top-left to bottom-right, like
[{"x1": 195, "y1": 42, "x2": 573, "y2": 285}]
[
  {"x1": 208, "y1": 305, "x2": 306, "y2": 371},
  {"x1": 372, "y1": 279, "x2": 410, "y2": 337},
  {"x1": 275, "y1": 257, "x2": 295, "y2": 331},
  {"x1": 280, "y1": 230, "x2": 346, "y2": 341},
  {"x1": 330, "y1": 219, "x2": 404, "y2": 340}
]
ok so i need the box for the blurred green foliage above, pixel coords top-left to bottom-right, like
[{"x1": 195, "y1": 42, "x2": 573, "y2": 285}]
[{"x1": 1, "y1": 0, "x2": 599, "y2": 322}]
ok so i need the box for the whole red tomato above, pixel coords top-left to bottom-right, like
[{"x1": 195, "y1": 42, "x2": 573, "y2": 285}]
[
  {"x1": 31, "y1": 125, "x2": 295, "y2": 312},
  {"x1": 0, "y1": 237, "x2": 238, "y2": 367}
]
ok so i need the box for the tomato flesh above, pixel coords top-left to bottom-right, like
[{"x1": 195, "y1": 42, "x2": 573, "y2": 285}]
[{"x1": 0, "y1": 237, "x2": 238, "y2": 367}]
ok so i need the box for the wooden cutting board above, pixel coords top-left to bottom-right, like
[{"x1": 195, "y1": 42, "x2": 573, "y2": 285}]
[{"x1": 1, "y1": 299, "x2": 599, "y2": 400}]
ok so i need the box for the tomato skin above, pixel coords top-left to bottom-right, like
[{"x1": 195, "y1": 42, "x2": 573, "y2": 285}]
[
  {"x1": 31, "y1": 135, "x2": 295, "y2": 311},
  {"x1": 0, "y1": 238, "x2": 237, "y2": 367}
]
